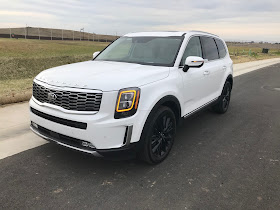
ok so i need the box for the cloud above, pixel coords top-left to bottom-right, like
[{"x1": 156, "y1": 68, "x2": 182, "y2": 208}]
[
  {"x1": 0, "y1": 0, "x2": 279, "y2": 42},
  {"x1": 0, "y1": 10, "x2": 55, "y2": 18}
]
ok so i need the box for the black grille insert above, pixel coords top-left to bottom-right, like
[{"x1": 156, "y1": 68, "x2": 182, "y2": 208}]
[
  {"x1": 31, "y1": 107, "x2": 87, "y2": 130},
  {"x1": 33, "y1": 82, "x2": 102, "y2": 112},
  {"x1": 34, "y1": 124, "x2": 95, "y2": 151}
]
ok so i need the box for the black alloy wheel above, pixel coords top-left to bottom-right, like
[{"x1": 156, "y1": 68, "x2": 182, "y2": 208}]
[
  {"x1": 151, "y1": 114, "x2": 174, "y2": 159},
  {"x1": 140, "y1": 106, "x2": 176, "y2": 164},
  {"x1": 222, "y1": 82, "x2": 231, "y2": 111},
  {"x1": 212, "y1": 81, "x2": 232, "y2": 114}
]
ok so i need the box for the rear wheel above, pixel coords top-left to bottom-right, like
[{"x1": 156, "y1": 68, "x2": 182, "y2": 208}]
[
  {"x1": 212, "y1": 81, "x2": 232, "y2": 114},
  {"x1": 139, "y1": 106, "x2": 176, "y2": 164}
]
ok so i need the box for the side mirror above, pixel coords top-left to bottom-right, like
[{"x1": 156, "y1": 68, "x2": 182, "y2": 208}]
[
  {"x1": 183, "y1": 56, "x2": 204, "y2": 72},
  {"x1": 93, "y1": 51, "x2": 100, "y2": 59}
]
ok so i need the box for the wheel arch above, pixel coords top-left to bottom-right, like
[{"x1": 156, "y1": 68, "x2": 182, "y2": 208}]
[
  {"x1": 137, "y1": 94, "x2": 182, "y2": 154},
  {"x1": 147, "y1": 95, "x2": 182, "y2": 124},
  {"x1": 226, "y1": 74, "x2": 233, "y2": 89}
]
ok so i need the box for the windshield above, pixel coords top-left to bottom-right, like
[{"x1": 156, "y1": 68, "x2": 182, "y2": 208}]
[{"x1": 94, "y1": 36, "x2": 184, "y2": 67}]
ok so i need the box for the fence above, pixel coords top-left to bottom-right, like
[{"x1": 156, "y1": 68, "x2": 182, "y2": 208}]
[{"x1": 0, "y1": 27, "x2": 118, "y2": 42}]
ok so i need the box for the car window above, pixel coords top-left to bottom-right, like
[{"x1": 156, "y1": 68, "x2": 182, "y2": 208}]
[
  {"x1": 180, "y1": 36, "x2": 202, "y2": 66},
  {"x1": 215, "y1": 38, "x2": 227, "y2": 58},
  {"x1": 103, "y1": 38, "x2": 133, "y2": 60},
  {"x1": 200, "y1": 36, "x2": 219, "y2": 61},
  {"x1": 95, "y1": 36, "x2": 183, "y2": 67}
]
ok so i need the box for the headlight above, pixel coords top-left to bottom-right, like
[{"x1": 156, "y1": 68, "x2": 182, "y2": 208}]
[{"x1": 114, "y1": 87, "x2": 140, "y2": 119}]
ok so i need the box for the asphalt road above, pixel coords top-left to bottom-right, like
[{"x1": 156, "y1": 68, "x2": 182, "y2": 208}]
[{"x1": 0, "y1": 64, "x2": 280, "y2": 209}]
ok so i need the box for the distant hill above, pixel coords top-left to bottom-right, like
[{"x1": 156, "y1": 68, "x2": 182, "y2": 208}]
[{"x1": 0, "y1": 27, "x2": 118, "y2": 42}]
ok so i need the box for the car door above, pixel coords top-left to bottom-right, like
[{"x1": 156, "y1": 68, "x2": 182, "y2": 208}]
[
  {"x1": 179, "y1": 36, "x2": 213, "y2": 116},
  {"x1": 200, "y1": 36, "x2": 224, "y2": 100},
  {"x1": 214, "y1": 38, "x2": 230, "y2": 94}
]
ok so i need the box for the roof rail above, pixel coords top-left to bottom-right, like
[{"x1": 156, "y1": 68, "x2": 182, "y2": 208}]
[{"x1": 189, "y1": 30, "x2": 219, "y2": 37}]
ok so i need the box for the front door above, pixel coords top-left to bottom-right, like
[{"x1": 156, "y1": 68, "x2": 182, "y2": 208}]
[{"x1": 179, "y1": 36, "x2": 213, "y2": 116}]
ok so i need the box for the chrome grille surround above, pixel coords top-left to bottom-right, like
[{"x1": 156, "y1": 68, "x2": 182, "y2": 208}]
[{"x1": 32, "y1": 81, "x2": 102, "y2": 112}]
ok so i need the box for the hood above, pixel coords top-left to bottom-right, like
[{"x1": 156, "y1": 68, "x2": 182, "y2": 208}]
[{"x1": 35, "y1": 61, "x2": 170, "y2": 91}]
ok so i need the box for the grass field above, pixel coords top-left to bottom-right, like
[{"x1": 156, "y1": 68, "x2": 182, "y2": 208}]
[
  {"x1": 0, "y1": 38, "x2": 108, "y2": 104},
  {"x1": 227, "y1": 42, "x2": 280, "y2": 64},
  {"x1": 0, "y1": 38, "x2": 280, "y2": 105}
]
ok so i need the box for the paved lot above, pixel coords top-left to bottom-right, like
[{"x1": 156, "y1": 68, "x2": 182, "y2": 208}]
[{"x1": 0, "y1": 64, "x2": 280, "y2": 209}]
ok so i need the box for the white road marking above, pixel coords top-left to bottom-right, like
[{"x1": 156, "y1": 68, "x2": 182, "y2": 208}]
[{"x1": 0, "y1": 58, "x2": 279, "y2": 160}]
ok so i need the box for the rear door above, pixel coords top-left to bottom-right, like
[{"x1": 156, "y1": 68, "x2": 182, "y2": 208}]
[
  {"x1": 200, "y1": 36, "x2": 223, "y2": 100},
  {"x1": 215, "y1": 38, "x2": 230, "y2": 93}
]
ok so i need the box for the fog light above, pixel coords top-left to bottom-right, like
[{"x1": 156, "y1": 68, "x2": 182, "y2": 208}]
[
  {"x1": 81, "y1": 141, "x2": 95, "y2": 149},
  {"x1": 31, "y1": 121, "x2": 38, "y2": 129}
]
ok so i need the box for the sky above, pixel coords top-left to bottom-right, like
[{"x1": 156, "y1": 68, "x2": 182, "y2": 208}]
[{"x1": 0, "y1": 0, "x2": 279, "y2": 42}]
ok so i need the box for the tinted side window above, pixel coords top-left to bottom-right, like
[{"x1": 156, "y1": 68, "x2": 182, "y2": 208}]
[
  {"x1": 200, "y1": 37, "x2": 219, "y2": 60},
  {"x1": 215, "y1": 38, "x2": 227, "y2": 58},
  {"x1": 180, "y1": 37, "x2": 202, "y2": 65}
]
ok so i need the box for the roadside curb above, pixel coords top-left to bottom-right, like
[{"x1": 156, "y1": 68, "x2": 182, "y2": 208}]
[{"x1": 233, "y1": 58, "x2": 280, "y2": 77}]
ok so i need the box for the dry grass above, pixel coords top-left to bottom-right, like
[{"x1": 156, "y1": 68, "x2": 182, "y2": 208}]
[
  {"x1": 0, "y1": 38, "x2": 280, "y2": 105},
  {"x1": 227, "y1": 43, "x2": 280, "y2": 63},
  {"x1": 0, "y1": 38, "x2": 108, "y2": 105}
]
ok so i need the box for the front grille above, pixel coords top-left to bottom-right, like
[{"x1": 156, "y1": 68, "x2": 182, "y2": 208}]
[
  {"x1": 33, "y1": 82, "x2": 102, "y2": 112},
  {"x1": 31, "y1": 107, "x2": 87, "y2": 129}
]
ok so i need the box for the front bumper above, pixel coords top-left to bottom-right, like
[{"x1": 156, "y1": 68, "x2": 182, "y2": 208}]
[
  {"x1": 30, "y1": 123, "x2": 139, "y2": 159},
  {"x1": 29, "y1": 93, "x2": 149, "y2": 156}
]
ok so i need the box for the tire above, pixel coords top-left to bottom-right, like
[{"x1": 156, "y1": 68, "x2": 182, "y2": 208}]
[
  {"x1": 138, "y1": 106, "x2": 176, "y2": 164},
  {"x1": 212, "y1": 81, "x2": 232, "y2": 114}
]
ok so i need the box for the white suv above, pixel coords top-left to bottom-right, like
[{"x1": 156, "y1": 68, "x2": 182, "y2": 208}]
[{"x1": 30, "y1": 31, "x2": 233, "y2": 164}]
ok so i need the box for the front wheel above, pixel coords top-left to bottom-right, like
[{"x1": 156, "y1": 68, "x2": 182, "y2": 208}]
[
  {"x1": 139, "y1": 106, "x2": 176, "y2": 164},
  {"x1": 212, "y1": 81, "x2": 232, "y2": 114}
]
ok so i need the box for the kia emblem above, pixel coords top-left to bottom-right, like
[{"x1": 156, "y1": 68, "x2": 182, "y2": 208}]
[{"x1": 47, "y1": 92, "x2": 57, "y2": 101}]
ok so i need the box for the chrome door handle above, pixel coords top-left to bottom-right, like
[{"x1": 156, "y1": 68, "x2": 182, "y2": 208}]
[{"x1": 203, "y1": 71, "x2": 210, "y2": 75}]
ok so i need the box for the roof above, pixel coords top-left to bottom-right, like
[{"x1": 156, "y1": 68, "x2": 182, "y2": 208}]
[{"x1": 124, "y1": 31, "x2": 219, "y2": 38}]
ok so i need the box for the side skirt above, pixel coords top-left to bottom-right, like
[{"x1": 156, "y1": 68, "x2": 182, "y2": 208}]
[{"x1": 183, "y1": 97, "x2": 219, "y2": 119}]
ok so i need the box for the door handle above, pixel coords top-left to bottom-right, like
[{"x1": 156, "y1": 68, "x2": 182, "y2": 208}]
[
  {"x1": 203, "y1": 71, "x2": 210, "y2": 75},
  {"x1": 223, "y1": 66, "x2": 227, "y2": 70}
]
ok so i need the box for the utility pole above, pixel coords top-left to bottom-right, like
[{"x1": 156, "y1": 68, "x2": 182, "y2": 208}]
[
  {"x1": 26, "y1": 25, "x2": 29, "y2": 38},
  {"x1": 24, "y1": 28, "x2": 26, "y2": 39},
  {"x1": 80, "y1": 28, "x2": 84, "y2": 41}
]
